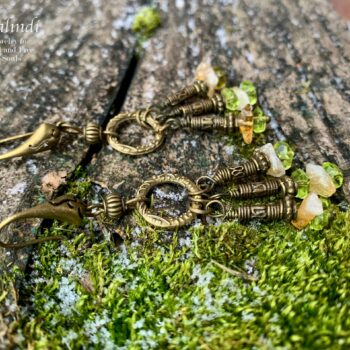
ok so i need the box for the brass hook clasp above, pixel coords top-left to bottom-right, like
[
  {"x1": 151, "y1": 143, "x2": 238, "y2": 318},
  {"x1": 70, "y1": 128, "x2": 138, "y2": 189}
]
[
  {"x1": 0, "y1": 195, "x2": 87, "y2": 249},
  {"x1": 0, "y1": 123, "x2": 62, "y2": 161}
]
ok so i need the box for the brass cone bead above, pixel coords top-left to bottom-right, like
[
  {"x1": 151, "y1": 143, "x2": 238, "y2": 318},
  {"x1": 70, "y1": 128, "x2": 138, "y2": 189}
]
[
  {"x1": 212, "y1": 151, "x2": 270, "y2": 186},
  {"x1": 168, "y1": 94, "x2": 225, "y2": 118},
  {"x1": 83, "y1": 122, "x2": 103, "y2": 145},
  {"x1": 161, "y1": 80, "x2": 208, "y2": 108},
  {"x1": 102, "y1": 194, "x2": 125, "y2": 220}
]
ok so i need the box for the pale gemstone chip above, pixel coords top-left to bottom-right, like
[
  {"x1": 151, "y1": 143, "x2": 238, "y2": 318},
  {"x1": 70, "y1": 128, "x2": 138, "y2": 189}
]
[
  {"x1": 258, "y1": 143, "x2": 285, "y2": 177},
  {"x1": 195, "y1": 57, "x2": 218, "y2": 97},
  {"x1": 232, "y1": 87, "x2": 250, "y2": 111},
  {"x1": 306, "y1": 163, "x2": 336, "y2": 198},
  {"x1": 292, "y1": 192, "x2": 323, "y2": 229}
]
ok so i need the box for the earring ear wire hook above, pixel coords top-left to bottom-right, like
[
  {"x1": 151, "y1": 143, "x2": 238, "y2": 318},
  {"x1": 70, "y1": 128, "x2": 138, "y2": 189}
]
[
  {"x1": 0, "y1": 132, "x2": 35, "y2": 144},
  {"x1": 0, "y1": 195, "x2": 87, "y2": 249},
  {"x1": 0, "y1": 122, "x2": 89, "y2": 161},
  {"x1": 0, "y1": 123, "x2": 62, "y2": 161}
]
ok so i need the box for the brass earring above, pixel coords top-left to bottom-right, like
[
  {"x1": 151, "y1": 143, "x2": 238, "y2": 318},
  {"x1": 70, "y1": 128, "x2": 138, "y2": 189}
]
[
  {"x1": 0, "y1": 79, "x2": 270, "y2": 160},
  {"x1": 0, "y1": 144, "x2": 299, "y2": 249}
]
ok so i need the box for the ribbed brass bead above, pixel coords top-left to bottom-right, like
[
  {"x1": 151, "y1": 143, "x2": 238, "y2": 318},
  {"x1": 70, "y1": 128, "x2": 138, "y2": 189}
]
[
  {"x1": 83, "y1": 122, "x2": 103, "y2": 144},
  {"x1": 226, "y1": 195, "x2": 296, "y2": 221},
  {"x1": 102, "y1": 194, "x2": 125, "y2": 220},
  {"x1": 161, "y1": 80, "x2": 209, "y2": 108},
  {"x1": 212, "y1": 94, "x2": 225, "y2": 114}
]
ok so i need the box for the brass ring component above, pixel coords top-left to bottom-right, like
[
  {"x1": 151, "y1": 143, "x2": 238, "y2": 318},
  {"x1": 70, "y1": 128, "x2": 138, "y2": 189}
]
[
  {"x1": 206, "y1": 200, "x2": 226, "y2": 218},
  {"x1": 105, "y1": 112, "x2": 166, "y2": 155},
  {"x1": 195, "y1": 175, "x2": 215, "y2": 192},
  {"x1": 136, "y1": 174, "x2": 203, "y2": 229},
  {"x1": 189, "y1": 207, "x2": 212, "y2": 215}
]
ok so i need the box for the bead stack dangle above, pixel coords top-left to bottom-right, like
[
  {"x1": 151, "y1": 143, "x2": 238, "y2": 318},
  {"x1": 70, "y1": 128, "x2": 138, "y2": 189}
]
[
  {"x1": 103, "y1": 77, "x2": 271, "y2": 155},
  {"x1": 0, "y1": 143, "x2": 297, "y2": 249},
  {"x1": 0, "y1": 139, "x2": 345, "y2": 249},
  {"x1": 0, "y1": 76, "x2": 270, "y2": 160},
  {"x1": 192, "y1": 143, "x2": 297, "y2": 223}
]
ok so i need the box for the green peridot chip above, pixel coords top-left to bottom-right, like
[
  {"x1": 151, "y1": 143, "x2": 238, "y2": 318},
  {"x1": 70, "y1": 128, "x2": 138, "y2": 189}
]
[
  {"x1": 253, "y1": 106, "x2": 268, "y2": 133},
  {"x1": 309, "y1": 211, "x2": 331, "y2": 231},
  {"x1": 274, "y1": 141, "x2": 295, "y2": 170},
  {"x1": 322, "y1": 162, "x2": 343, "y2": 189},
  {"x1": 221, "y1": 87, "x2": 234, "y2": 103},
  {"x1": 291, "y1": 168, "x2": 310, "y2": 199},
  {"x1": 213, "y1": 66, "x2": 227, "y2": 90},
  {"x1": 240, "y1": 80, "x2": 257, "y2": 105}
]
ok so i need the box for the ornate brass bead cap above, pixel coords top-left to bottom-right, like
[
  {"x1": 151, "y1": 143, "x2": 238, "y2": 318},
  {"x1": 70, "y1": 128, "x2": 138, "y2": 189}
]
[
  {"x1": 83, "y1": 122, "x2": 104, "y2": 145},
  {"x1": 284, "y1": 195, "x2": 297, "y2": 220},
  {"x1": 102, "y1": 193, "x2": 125, "y2": 220},
  {"x1": 194, "y1": 80, "x2": 209, "y2": 95},
  {"x1": 280, "y1": 176, "x2": 297, "y2": 197},
  {"x1": 252, "y1": 151, "x2": 270, "y2": 173}
]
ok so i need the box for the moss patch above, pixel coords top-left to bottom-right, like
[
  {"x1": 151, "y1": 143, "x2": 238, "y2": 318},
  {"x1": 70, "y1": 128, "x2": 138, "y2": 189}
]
[
  {"x1": 1, "y1": 165, "x2": 350, "y2": 349},
  {"x1": 0, "y1": 97, "x2": 349, "y2": 349},
  {"x1": 132, "y1": 7, "x2": 161, "y2": 46}
]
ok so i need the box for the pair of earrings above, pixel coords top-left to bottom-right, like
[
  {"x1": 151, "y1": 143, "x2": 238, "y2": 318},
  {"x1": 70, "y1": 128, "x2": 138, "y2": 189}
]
[
  {"x1": 0, "y1": 80, "x2": 265, "y2": 160},
  {"x1": 0, "y1": 147, "x2": 297, "y2": 249}
]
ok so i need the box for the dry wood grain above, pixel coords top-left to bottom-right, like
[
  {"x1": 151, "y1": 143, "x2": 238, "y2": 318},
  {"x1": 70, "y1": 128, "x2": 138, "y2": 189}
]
[
  {"x1": 0, "y1": 0, "x2": 138, "y2": 268},
  {"x1": 92, "y1": 0, "x2": 350, "y2": 229}
]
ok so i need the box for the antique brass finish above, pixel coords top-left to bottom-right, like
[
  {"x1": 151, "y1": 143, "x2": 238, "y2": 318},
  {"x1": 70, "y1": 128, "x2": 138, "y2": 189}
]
[
  {"x1": 212, "y1": 151, "x2": 270, "y2": 185},
  {"x1": 102, "y1": 193, "x2": 125, "y2": 220},
  {"x1": 83, "y1": 122, "x2": 104, "y2": 145},
  {"x1": 0, "y1": 121, "x2": 84, "y2": 161},
  {"x1": 135, "y1": 173, "x2": 203, "y2": 229},
  {"x1": 0, "y1": 123, "x2": 62, "y2": 161},
  {"x1": 228, "y1": 177, "x2": 297, "y2": 199},
  {"x1": 179, "y1": 113, "x2": 236, "y2": 132},
  {"x1": 226, "y1": 196, "x2": 297, "y2": 221},
  {"x1": 196, "y1": 151, "x2": 270, "y2": 190},
  {"x1": 0, "y1": 174, "x2": 298, "y2": 249},
  {"x1": 167, "y1": 94, "x2": 225, "y2": 118},
  {"x1": 159, "y1": 80, "x2": 208, "y2": 109},
  {"x1": 0, "y1": 78, "x2": 270, "y2": 161},
  {"x1": 0, "y1": 195, "x2": 87, "y2": 249},
  {"x1": 105, "y1": 110, "x2": 167, "y2": 156},
  {"x1": 0, "y1": 111, "x2": 167, "y2": 159},
  {"x1": 0, "y1": 135, "x2": 300, "y2": 249}
]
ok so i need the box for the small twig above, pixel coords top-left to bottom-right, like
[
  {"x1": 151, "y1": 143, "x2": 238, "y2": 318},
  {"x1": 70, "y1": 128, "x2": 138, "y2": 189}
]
[{"x1": 211, "y1": 259, "x2": 258, "y2": 282}]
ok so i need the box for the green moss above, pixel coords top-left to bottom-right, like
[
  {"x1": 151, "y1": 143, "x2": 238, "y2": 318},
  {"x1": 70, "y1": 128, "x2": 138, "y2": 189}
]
[
  {"x1": 132, "y1": 7, "x2": 161, "y2": 40},
  {"x1": 0, "y1": 198, "x2": 348, "y2": 349}
]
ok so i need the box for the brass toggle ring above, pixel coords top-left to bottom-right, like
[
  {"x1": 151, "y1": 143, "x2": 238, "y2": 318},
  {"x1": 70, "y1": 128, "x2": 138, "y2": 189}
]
[
  {"x1": 136, "y1": 174, "x2": 203, "y2": 229},
  {"x1": 105, "y1": 111, "x2": 166, "y2": 156}
]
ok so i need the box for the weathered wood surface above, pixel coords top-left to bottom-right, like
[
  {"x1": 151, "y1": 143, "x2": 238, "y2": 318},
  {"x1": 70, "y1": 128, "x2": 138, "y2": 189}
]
[
  {"x1": 0, "y1": 0, "x2": 137, "y2": 269},
  {"x1": 1, "y1": 0, "x2": 349, "y2": 266},
  {"x1": 92, "y1": 0, "x2": 350, "y2": 210},
  {"x1": 0, "y1": 0, "x2": 349, "y2": 347}
]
